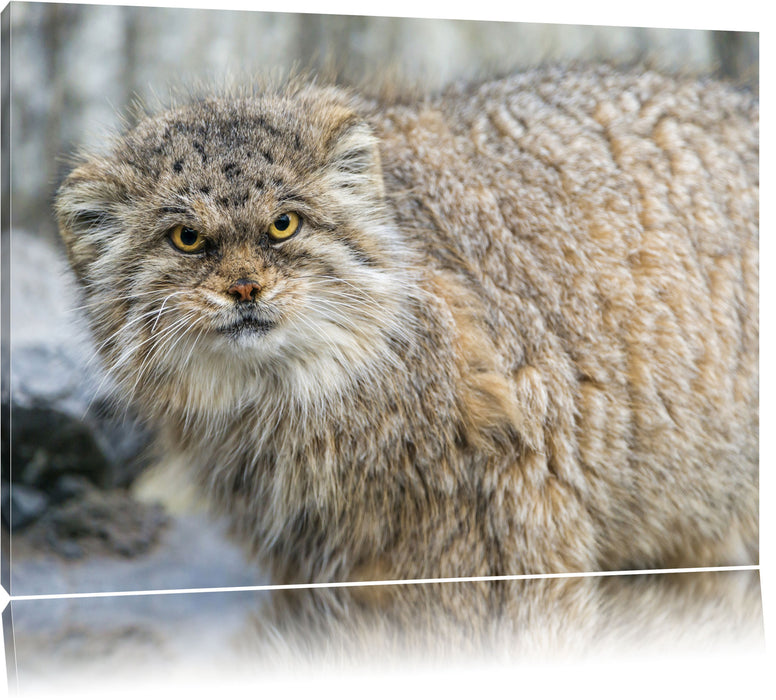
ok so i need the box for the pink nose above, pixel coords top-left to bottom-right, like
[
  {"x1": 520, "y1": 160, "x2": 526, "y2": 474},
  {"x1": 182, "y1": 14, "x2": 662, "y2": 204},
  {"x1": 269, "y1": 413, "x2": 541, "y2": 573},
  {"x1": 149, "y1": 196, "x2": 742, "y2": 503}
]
[{"x1": 227, "y1": 279, "x2": 262, "y2": 302}]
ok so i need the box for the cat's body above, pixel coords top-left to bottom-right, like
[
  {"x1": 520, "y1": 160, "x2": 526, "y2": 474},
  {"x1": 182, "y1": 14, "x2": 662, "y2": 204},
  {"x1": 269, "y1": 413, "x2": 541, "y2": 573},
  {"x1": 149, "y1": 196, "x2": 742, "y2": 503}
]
[{"x1": 56, "y1": 66, "x2": 758, "y2": 587}]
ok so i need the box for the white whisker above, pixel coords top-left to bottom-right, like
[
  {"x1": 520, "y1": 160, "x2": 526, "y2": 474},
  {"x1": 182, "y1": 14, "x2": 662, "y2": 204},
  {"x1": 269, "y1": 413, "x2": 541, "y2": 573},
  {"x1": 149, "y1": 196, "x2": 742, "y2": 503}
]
[
  {"x1": 151, "y1": 291, "x2": 186, "y2": 332},
  {"x1": 68, "y1": 287, "x2": 180, "y2": 313}
]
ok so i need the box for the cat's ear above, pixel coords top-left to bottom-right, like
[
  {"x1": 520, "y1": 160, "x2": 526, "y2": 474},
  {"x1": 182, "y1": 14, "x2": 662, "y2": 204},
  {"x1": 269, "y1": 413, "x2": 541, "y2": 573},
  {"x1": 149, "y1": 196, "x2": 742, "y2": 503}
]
[
  {"x1": 55, "y1": 160, "x2": 125, "y2": 282},
  {"x1": 326, "y1": 120, "x2": 385, "y2": 202}
]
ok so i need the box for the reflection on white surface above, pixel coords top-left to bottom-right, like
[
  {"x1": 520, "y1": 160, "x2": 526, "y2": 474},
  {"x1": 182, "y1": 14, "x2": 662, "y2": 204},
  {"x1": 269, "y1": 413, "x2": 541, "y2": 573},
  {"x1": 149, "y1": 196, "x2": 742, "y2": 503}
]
[{"x1": 6, "y1": 569, "x2": 764, "y2": 697}]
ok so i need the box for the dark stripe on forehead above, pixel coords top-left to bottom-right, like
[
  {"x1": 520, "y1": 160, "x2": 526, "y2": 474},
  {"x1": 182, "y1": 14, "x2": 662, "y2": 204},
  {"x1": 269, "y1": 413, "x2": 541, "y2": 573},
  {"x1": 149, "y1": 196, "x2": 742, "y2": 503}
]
[{"x1": 192, "y1": 141, "x2": 208, "y2": 163}]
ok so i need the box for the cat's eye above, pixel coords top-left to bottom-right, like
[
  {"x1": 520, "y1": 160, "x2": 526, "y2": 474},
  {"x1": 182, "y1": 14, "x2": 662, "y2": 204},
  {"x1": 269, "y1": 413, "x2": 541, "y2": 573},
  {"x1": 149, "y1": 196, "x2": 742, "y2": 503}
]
[
  {"x1": 268, "y1": 212, "x2": 301, "y2": 241},
  {"x1": 169, "y1": 225, "x2": 206, "y2": 253}
]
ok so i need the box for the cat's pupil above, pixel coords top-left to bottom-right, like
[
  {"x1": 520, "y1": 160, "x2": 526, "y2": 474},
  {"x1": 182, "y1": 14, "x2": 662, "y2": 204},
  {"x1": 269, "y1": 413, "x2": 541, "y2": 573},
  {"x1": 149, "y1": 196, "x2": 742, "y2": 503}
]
[
  {"x1": 274, "y1": 215, "x2": 290, "y2": 231},
  {"x1": 181, "y1": 227, "x2": 198, "y2": 245}
]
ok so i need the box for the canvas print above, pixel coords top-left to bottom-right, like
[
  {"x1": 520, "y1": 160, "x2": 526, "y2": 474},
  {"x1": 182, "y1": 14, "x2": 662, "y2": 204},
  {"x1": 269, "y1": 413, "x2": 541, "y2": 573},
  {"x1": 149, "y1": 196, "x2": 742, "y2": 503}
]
[{"x1": 0, "y1": 2, "x2": 762, "y2": 694}]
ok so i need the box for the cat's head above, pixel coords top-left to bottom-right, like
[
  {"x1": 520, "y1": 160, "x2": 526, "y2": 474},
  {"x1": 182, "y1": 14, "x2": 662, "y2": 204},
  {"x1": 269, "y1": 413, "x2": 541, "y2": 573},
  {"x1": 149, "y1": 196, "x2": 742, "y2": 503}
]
[{"x1": 55, "y1": 85, "x2": 412, "y2": 416}]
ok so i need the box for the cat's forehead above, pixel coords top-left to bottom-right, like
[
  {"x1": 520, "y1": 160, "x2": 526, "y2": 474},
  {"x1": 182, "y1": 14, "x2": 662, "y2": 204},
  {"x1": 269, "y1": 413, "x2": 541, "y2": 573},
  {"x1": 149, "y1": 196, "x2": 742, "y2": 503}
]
[
  {"x1": 124, "y1": 95, "x2": 348, "y2": 172},
  {"x1": 109, "y1": 94, "x2": 356, "y2": 214}
]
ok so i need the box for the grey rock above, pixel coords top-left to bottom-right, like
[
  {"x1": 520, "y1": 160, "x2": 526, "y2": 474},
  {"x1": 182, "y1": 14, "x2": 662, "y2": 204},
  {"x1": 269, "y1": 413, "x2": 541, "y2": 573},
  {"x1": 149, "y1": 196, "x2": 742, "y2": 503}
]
[
  {"x1": 10, "y1": 404, "x2": 110, "y2": 490},
  {"x1": 1, "y1": 482, "x2": 49, "y2": 530},
  {"x1": 49, "y1": 474, "x2": 92, "y2": 504}
]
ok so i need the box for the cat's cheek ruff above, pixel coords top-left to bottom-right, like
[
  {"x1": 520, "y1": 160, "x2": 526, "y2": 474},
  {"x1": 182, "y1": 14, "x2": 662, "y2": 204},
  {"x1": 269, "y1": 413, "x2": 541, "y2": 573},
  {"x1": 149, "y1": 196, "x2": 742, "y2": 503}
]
[
  {"x1": 133, "y1": 286, "x2": 416, "y2": 417},
  {"x1": 81, "y1": 251, "x2": 413, "y2": 420}
]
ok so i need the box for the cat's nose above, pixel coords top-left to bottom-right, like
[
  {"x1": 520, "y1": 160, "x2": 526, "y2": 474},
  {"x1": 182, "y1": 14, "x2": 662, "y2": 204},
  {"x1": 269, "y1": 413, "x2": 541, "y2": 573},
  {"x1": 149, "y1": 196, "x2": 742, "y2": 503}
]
[{"x1": 226, "y1": 279, "x2": 262, "y2": 302}]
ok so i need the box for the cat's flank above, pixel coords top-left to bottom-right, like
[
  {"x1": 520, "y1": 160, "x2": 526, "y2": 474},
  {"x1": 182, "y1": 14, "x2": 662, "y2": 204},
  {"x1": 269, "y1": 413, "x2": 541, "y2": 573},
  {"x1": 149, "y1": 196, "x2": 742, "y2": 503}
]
[{"x1": 56, "y1": 67, "x2": 758, "y2": 585}]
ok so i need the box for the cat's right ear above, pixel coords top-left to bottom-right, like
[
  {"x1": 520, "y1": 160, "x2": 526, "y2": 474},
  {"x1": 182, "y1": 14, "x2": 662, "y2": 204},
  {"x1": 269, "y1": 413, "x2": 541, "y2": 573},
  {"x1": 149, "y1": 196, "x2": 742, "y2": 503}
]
[{"x1": 55, "y1": 161, "x2": 125, "y2": 282}]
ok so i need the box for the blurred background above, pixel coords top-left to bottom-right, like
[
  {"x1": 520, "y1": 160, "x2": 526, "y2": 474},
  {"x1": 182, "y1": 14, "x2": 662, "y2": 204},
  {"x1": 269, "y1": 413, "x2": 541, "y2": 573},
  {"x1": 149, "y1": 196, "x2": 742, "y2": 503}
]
[{"x1": 4, "y1": 2, "x2": 759, "y2": 242}]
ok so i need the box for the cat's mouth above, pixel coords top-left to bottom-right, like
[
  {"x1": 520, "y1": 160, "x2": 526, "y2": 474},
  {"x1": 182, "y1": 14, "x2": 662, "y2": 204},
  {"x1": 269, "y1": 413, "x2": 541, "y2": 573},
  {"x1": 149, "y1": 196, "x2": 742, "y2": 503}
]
[{"x1": 217, "y1": 313, "x2": 276, "y2": 337}]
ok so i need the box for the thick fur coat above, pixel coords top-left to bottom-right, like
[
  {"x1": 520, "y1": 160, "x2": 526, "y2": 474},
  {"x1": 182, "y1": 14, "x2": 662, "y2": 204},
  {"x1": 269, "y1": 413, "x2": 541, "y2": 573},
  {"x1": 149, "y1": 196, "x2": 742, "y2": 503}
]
[{"x1": 56, "y1": 66, "x2": 758, "y2": 587}]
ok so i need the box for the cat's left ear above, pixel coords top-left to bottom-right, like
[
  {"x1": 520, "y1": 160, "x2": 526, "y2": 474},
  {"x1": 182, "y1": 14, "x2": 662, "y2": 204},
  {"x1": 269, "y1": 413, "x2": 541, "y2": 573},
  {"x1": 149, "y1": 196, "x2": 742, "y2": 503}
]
[
  {"x1": 326, "y1": 120, "x2": 385, "y2": 202},
  {"x1": 54, "y1": 160, "x2": 127, "y2": 282}
]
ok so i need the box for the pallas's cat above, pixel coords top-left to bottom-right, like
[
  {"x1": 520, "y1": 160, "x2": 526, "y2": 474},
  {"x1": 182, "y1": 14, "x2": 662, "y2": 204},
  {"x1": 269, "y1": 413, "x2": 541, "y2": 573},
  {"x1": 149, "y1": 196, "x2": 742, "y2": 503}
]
[{"x1": 55, "y1": 67, "x2": 758, "y2": 585}]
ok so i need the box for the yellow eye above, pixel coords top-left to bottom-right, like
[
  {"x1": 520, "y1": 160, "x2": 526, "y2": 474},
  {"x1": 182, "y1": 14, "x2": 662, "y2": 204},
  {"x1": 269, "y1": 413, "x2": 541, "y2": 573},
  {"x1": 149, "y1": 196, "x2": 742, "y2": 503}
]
[
  {"x1": 268, "y1": 212, "x2": 301, "y2": 241},
  {"x1": 169, "y1": 225, "x2": 206, "y2": 253}
]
